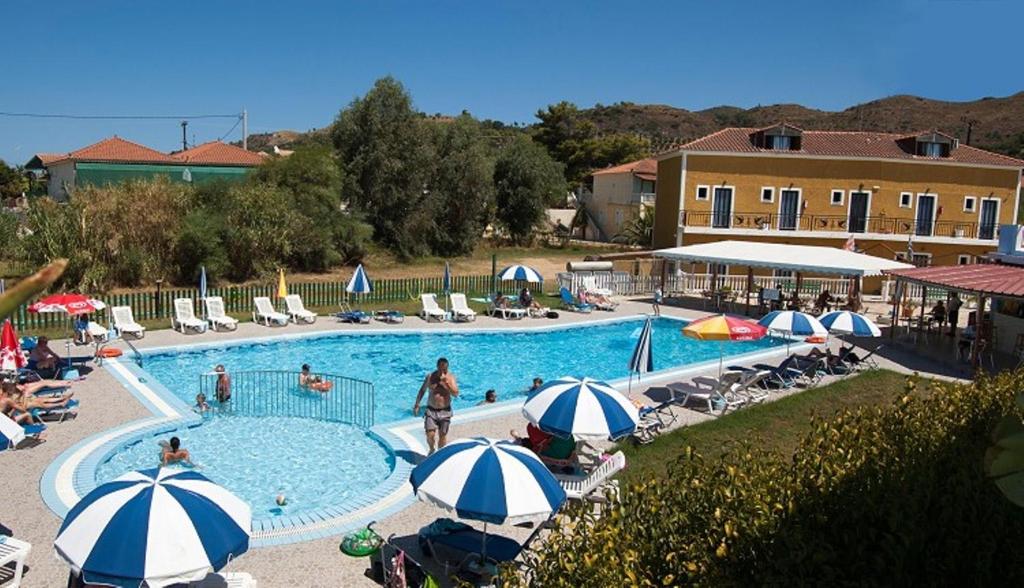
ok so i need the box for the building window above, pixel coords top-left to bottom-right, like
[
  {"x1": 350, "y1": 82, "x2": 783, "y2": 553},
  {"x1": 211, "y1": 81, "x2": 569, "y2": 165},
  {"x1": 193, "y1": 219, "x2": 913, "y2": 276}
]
[
  {"x1": 696, "y1": 185, "x2": 709, "y2": 201},
  {"x1": 830, "y1": 190, "x2": 844, "y2": 206},
  {"x1": 958, "y1": 254, "x2": 973, "y2": 265},
  {"x1": 760, "y1": 187, "x2": 774, "y2": 203},
  {"x1": 770, "y1": 135, "x2": 792, "y2": 151},
  {"x1": 918, "y1": 141, "x2": 947, "y2": 158},
  {"x1": 899, "y1": 192, "x2": 913, "y2": 208},
  {"x1": 963, "y1": 196, "x2": 976, "y2": 213}
]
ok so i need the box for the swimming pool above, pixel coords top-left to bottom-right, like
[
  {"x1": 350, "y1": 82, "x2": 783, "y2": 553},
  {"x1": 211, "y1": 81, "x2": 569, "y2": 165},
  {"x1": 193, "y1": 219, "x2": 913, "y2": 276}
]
[
  {"x1": 139, "y1": 316, "x2": 786, "y2": 425},
  {"x1": 95, "y1": 415, "x2": 394, "y2": 518}
]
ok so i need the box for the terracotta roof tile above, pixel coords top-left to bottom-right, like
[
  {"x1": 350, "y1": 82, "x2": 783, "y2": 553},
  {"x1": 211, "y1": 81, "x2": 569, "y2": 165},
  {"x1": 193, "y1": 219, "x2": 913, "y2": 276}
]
[
  {"x1": 677, "y1": 127, "x2": 1024, "y2": 168},
  {"x1": 171, "y1": 141, "x2": 265, "y2": 166},
  {"x1": 592, "y1": 158, "x2": 658, "y2": 177},
  {"x1": 56, "y1": 136, "x2": 178, "y2": 164}
]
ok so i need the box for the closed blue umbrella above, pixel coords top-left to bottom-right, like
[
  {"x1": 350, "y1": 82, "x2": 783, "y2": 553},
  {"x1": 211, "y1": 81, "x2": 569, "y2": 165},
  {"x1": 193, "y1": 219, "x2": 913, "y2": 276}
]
[
  {"x1": 443, "y1": 261, "x2": 452, "y2": 314},
  {"x1": 54, "y1": 468, "x2": 251, "y2": 588},
  {"x1": 346, "y1": 264, "x2": 372, "y2": 295},
  {"x1": 819, "y1": 310, "x2": 881, "y2": 337},
  {"x1": 497, "y1": 265, "x2": 543, "y2": 283},
  {"x1": 410, "y1": 437, "x2": 566, "y2": 566},
  {"x1": 523, "y1": 376, "x2": 640, "y2": 440},
  {"x1": 627, "y1": 318, "x2": 654, "y2": 393},
  {"x1": 198, "y1": 266, "x2": 207, "y2": 318}
]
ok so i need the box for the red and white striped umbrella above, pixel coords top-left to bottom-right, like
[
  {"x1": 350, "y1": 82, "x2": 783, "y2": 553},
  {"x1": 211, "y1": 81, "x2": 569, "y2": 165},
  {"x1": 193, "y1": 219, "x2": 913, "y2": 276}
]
[
  {"x1": 28, "y1": 293, "x2": 105, "y2": 315},
  {"x1": 0, "y1": 319, "x2": 26, "y2": 371}
]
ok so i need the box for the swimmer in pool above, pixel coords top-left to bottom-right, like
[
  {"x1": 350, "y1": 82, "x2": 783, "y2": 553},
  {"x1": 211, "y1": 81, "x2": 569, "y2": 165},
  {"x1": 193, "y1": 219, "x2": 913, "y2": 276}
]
[
  {"x1": 299, "y1": 364, "x2": 332, "y2": 392},
  {"x1": 160, "y1": 436, "x2": 194, "y2": 467}
]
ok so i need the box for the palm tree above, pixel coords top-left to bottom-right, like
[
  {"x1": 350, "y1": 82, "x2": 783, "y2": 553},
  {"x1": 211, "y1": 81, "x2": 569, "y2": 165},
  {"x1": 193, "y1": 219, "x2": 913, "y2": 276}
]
[{"x1": 612, "y1": 205, "x2": 654, "y2": 246}]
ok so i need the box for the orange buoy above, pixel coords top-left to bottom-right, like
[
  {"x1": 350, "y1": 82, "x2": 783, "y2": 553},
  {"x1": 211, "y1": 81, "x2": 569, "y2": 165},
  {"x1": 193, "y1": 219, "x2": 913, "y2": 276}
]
[
  {"x1": 97, "y1": 347, "x2": 123, "y2": 358},
  {"x1": 804, "y1": 336, "x2": 827, "y2": 344}
]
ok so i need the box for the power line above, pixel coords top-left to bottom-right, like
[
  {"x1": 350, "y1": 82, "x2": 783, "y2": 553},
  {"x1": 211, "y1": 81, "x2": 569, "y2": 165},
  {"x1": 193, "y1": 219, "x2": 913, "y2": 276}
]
[
  {"x1": 217, "y1": 117, "x2": 243, "y2": 142},
  {"x1": 0, "y1": 111, "x2": 239, "y2": 120}
]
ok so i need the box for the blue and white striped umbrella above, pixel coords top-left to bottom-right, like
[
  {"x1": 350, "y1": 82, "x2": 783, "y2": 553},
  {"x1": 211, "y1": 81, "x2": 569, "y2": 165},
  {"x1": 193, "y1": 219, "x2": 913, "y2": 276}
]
[
  {"x1": 346, "y1": 263, "x2": 372, "y2": 294},
  {"x1": 442, "y1": 261, "x2": 452, "y2": 294},
  {"x1": 628, "y1": 317, "x2": 654, "y2": 376},
  {"x1": 758, "y1": 310, "x2": 828, "y2": 337},
  {"x1": 497, "y1": 264, "x2": 543, "y2": 283},
  {"x1": 819, "y1": 310, "x2": 881, "y2": 337},
  {"x1": 54, "y1": 468, "x2": 251, "y2": 588},
  {"x1": 523, "y1": 376, "x2": 640, "y2": 441},
  {"x1": 410, "y1": 437, "x2": 566, "y2": 525}
]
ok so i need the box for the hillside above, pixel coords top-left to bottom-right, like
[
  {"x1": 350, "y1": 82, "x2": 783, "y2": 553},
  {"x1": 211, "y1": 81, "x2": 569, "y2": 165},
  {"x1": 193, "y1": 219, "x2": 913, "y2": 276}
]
[{"x1": 240, "y1": 92, "x2": 1024, "y2": 158}]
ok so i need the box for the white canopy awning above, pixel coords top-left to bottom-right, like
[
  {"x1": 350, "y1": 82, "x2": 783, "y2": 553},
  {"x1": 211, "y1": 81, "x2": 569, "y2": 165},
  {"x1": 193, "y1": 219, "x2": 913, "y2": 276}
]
[{"x1": 653, "y1": 240, "x2": 914, "y2": 277}]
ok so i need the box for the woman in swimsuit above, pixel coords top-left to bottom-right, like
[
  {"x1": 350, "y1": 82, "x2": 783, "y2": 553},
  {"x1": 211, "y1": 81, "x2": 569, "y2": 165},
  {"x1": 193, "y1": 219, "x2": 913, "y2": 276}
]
[{"x1": 161, "y1": 436, "x2": 194, "y2": 466}]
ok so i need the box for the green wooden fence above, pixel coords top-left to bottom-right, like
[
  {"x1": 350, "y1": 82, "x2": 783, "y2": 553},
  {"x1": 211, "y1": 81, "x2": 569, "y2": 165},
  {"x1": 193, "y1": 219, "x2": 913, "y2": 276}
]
[{"x1": 11, "y1": 273, "x2": 531, "y2": 332}]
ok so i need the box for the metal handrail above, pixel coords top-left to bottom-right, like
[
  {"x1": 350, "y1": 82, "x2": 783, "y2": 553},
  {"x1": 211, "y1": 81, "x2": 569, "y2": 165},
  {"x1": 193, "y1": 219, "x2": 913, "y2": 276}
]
[
  {"x1": 681, "y1": 210, "x2": 994, "y2": 239},
  {"x1": 198, "y1": 370, "x2": 375, "y2": 428}
]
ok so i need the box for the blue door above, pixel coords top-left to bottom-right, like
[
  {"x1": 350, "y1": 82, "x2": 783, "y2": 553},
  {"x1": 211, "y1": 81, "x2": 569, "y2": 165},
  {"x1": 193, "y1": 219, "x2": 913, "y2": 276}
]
[
  {"x1": 915, "y1": 195, "x2": 935, "y2": 236},
  {"x1": 848, "y1": 192, "x2": 869, "y2": 233},
  {"x1": 778, "y1": 190, "x2": 800, "y2": 230},
  {"x1": 979, "y1": 199, "x2": 998, "y2": 240},
  {"x1": 712, "y1": 187, "x2": 732, "y2": 228}
]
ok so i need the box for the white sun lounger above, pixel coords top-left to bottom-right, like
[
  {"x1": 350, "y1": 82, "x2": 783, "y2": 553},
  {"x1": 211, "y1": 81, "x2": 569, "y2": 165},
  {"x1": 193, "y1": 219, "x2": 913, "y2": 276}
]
[
  {"x1": 555, "y1": 451, "x2": 626, "y2": 501},
  {"x1": 171, "y1": 298, "x2": 208, "y2": 334},
  {"x1": 0, "y1": 412, "x2": 45, "y2": 451},
  {"x1": 449, "y1": 293, "x2": 477, "y2": 322},
  {"x1": 284, "y1": 294, "x2": 317, "y2": 324},
  {"x1": 419, "y1": 294, "x2": 446, "y2": 322},
  {"x1": 488, "y1": 297, "x2": 527, "y2": 320},
  {"x1": 0, "y1": 534, "x2": 31, "y2": 588},
  {"x1": 204, "y1": 297, "x2": 238, "y2": 331},
  {"x1": 668, "y1": 371, "x2": 746, "y2": 415},
  {"x1": 581, "y1": 275, "x2": 613, "y2": 297},
  {"x1": 111, "y1": 306, "x2": 146, "y2": 339},
  {"x1": 252, "y1": 297, "x2": 289, "y2": 327}
]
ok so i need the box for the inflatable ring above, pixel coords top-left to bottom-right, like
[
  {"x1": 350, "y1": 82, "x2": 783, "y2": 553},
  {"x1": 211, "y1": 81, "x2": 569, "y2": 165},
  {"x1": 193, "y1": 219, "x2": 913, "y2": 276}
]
[
  {"x1": 804, "y1": 336, "x2": 827, "y2": 344},
  {"x1": 340, "y1": 527, "x2": 382, "y2": 557},
  {"x1": 309, "y1": 381, "x2": 333, "y2": 392},
  {"x1": 97, "y1": 347, "x2": 123, "y2": 358}
]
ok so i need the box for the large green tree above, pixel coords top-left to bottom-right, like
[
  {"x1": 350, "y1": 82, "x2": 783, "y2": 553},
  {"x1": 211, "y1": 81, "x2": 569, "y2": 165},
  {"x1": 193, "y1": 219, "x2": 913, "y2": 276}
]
[
  {"x1": 0, "y1": 160, "x2": 29, "y2": 202},
  {"x1": 493, "y1": 136, "x2": 566, "y2": 244},
  {"x1": 426, "y1": 115, "x2": 496, "y2": 256},
  {"x1": 331, "y1": 77, "x2": 435, "y2": 259},
  {"x1": 533, "y1": 101, "x2": 650, "y2": 184}
]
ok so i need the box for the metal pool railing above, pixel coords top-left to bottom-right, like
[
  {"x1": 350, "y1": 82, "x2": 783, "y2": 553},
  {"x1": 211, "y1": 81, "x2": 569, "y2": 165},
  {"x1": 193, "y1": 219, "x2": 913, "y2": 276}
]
[{"x1": 198, "y1": 370, "x2": 375, "y2": 428}]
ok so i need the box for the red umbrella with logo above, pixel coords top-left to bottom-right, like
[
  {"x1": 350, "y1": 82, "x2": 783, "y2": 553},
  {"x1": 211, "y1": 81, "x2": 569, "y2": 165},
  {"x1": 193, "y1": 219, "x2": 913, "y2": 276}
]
[
  {"x1": 28, "y1": 293, "x2": 106, "y2": 372},
  {"x1": 0, "y1": 319, "x2": 26, "y2": 372}
]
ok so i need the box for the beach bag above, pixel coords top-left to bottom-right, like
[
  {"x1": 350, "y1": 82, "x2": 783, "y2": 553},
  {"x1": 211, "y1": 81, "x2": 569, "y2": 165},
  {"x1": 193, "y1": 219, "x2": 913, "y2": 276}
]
[{"x1": 546, "y1": 311, "x2": 559, "y2": 319}]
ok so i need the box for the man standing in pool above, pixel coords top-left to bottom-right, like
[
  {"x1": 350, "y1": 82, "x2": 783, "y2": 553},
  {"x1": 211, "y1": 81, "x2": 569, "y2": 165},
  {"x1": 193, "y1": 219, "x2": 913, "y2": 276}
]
[{"x1": 413, "y1": 357, "x2": 459, "y2": 455}]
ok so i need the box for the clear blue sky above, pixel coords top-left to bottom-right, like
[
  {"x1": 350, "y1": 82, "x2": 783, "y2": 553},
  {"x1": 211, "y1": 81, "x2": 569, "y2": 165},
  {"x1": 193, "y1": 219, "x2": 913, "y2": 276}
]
[{"x1": 1, "y1": 0, "x2": 1021, "y2": 164}]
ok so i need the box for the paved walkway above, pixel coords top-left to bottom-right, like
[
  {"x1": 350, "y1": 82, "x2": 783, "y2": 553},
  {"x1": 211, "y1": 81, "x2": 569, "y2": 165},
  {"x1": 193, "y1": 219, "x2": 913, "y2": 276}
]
[{"x1": 0, "y1": 300, "x2": 960, "y2": 587}]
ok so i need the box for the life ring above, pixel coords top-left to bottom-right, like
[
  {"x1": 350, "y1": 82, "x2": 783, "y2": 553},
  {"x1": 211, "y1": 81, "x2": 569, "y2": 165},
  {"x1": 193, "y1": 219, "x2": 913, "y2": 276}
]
[
  {"x1": 97, "y1": 347, "x2": 123, "y2": 358},
  {"x1": 804, "y1": 336, "x2": 827, "y2": 344},
  {"x1": 339, "y1": 527, "x2": 382, "y2": 557},
  {"x1": 309, "y1": 381, "x2": 333, "y2": 392}
]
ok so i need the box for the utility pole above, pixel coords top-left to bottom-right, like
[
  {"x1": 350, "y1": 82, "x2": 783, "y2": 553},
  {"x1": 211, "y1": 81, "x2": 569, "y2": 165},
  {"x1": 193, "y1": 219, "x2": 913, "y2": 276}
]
[
  {"x1": 180, "y1": 120, "x2": 188, "y2": 151},
  {"x1": 242, "y1": 109, "x2": 248, "y2": 150}
]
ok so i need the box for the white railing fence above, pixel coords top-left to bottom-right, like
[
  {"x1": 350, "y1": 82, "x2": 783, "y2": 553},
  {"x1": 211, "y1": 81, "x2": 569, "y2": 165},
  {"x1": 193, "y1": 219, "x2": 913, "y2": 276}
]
[{"x1": 556, "y1": 272, "x2": 853, "y2": 298}]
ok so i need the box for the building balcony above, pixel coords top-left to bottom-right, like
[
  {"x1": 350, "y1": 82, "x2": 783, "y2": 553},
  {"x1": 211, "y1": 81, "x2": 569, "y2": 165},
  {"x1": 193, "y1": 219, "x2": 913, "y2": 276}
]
[
  {"x1": 679, "y1": 210, "x2": 999, "y2": 242},
  {"x1": 630, "y1": 192, "x2": 656, "y2": 205}
]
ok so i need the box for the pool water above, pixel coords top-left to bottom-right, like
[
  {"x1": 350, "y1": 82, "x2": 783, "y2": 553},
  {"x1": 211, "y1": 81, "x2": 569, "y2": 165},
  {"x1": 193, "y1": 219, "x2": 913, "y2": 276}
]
[
  {"x1": 140, "y1": 317, "x2": 785, "y2": 424},
  {"x1": 96, "y1": 415, "x2": 394, "y2": 517}
]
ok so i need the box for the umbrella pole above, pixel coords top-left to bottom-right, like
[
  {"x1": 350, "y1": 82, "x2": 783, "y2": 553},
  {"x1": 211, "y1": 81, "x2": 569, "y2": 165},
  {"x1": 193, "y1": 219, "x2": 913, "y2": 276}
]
[
  {"x1": 481, "y1": 522, "x2": 488, "y2": 567},
  {"x1": 718, "y1": 342, "x2": 724, "y2": 378}
]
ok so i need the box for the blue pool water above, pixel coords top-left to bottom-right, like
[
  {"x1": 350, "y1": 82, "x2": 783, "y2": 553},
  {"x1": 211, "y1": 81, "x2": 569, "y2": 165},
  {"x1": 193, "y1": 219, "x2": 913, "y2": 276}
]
[
  {"x1": 96, "y1": 415, "x2": 394, "y2": 517},
  {"x1": 140, "y1": 316, "x2": 785, "y2": 425}
]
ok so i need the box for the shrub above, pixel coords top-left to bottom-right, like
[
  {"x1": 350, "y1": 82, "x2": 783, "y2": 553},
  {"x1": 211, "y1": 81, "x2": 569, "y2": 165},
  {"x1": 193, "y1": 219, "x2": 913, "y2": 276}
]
[{"x1": 508, "y1": 372, "x2": 1024, "y2": 586}]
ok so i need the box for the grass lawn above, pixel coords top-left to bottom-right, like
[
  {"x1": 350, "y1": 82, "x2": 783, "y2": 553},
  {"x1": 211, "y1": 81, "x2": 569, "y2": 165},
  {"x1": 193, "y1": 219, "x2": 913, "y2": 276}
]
[{"x1": 617, "y1": 369, "x2": 915, "y2": 485}]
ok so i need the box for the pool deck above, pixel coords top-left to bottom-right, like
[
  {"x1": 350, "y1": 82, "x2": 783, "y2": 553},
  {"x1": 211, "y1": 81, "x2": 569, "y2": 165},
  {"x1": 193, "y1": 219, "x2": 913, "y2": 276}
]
[{"x1": 0, "y1": 300, "x2": 964, "y2": 587}]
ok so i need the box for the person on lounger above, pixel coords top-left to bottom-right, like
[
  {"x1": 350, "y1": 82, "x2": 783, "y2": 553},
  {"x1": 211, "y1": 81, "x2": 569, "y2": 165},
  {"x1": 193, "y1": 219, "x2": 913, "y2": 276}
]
[
  {"x1": 161, "y1": 436, "x2": 194, "y2": 466},
  {"x1": 0, "y1": 384, "x2": 33, "y2": 424},
  {"x1": 73, "y1": 313, "x2": 93, "y2": 344},
  {"x1": 29, "y1": 336, "x2": 62, "y2": 372},
  {"x1": 494, "y1": 292, "x2": 510, "y2": 308},
  {"x1": 519, "y1": 288, "x2": 542, "y2": 310}
]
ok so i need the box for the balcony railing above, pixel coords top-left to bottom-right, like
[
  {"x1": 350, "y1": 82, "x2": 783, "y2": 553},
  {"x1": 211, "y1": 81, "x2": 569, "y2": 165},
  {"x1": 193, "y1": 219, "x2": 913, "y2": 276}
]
[
  {"x1": 630, "y1": 192, "x2": 656, "y2": 205},
  {"x1": 680, "y1": 211, "x2": 997, "y2": 240}
]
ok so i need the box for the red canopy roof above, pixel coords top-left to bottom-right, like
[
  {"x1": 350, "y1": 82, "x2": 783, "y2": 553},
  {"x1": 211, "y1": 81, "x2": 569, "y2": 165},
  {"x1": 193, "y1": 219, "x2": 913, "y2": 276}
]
[{"x1": 885, "y1": 264, "x2": 1024, "y2": 298}]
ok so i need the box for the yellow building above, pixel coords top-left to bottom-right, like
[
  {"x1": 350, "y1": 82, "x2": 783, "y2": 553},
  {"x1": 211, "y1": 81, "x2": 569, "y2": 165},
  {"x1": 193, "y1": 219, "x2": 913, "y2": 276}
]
[
  {"x1": 652, "y1": 124, "x2": 1024, "y2": 275},
  {"x1": 584, "y1": 158, "x2": 656, "y2": 241}
]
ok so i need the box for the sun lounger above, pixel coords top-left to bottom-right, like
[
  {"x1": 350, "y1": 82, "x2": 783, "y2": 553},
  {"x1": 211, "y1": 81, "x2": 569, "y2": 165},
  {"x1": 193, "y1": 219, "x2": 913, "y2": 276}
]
[
  {"x1": 732, "y1": 369, "x2": 772, "y2": 403},
  {"x1": 488, "y1": 297, "x2": 526, "y2": 320},
  {"x1": 581, "y1": 275, "x2": 613, "y2": 297},
  {"x1": 75, "y1": 321, "x2": 109, "y2": 345},
  {"x1": 419, "y1": 517, "x2": 542, "y2": 571},
  {"x1": 284, "y1": 294, "x2": 317, "y2": 324},
  {"x1": 555, "y1": 451, "x2": 626, "y2": 501},
  {"x1": 632, "y1": 399, "x2": 677, "y2": 444},
  {"x1": 373, "y1": 310, "x2": 405, "y2": 324},
  {"x1": 190, "y1": 571, "x2": 257, "y2": 587},
  {"x1": 419, "y1": 294, "x2": 446, "y2": 322},
  {"x1": 171, "y1": 298, "x2": 208, "y2": 334},
  {"x1": 252, "y1": 297, "x2": 289, "y2": 327},
  {"x1": 449, "y1": 293, "x2": 477, "y2": 322},
  {"x1": 668, "y1": 371, "x2": 746, "y2": 415},
  {"x1": 32, "y1": 399, "x2": 79, "y2": 423},
  {"x1": 0, "y1": 534, "x2": 31, "y2": 588},
  {"x1": 844, "y1": 345, "x2": 882, "y2": 371},
  {"x1": 559, "y1": 287, "x2": 593, "y2": 313},
  {"x1": 112, "y1": 306, "x2": 146, "y2": 339},
  {"x1": 204, "y1": 297, "x2": 238, "y2": 331},
  {"x1": 0, "y1": 413, "x2": 45, "y2": 450}
]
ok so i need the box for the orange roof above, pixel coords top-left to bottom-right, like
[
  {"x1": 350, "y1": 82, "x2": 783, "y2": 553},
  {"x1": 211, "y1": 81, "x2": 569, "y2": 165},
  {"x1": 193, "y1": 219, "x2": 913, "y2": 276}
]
[
  {"x1": 51, "y1": 136, "x2": 179, "y2": 165},
  {"x1": 592, "y1": 158, "x2": 658, "y2": 178},
  {"x1": 172, "y1": 141, "x2": 265, "y2": 166},
  {"x1": 673, "y1": 127, "x2": 1024, "y2": 168},
  {"x1": 34, "y1": 153, "x2": 66, "y2": 165}
]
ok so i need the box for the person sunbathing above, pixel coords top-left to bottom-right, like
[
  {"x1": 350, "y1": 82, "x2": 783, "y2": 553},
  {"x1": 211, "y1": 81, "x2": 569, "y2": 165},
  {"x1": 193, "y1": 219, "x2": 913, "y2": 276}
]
[
  {"x1": 160, "y1": 436, "x2": 194, "y2": 466},
  {"x1": 0, "y1": 385, "x2": 32, "y2": 424},
  {"x1": 519, "y1": 288, "x2": 542, "y2": 310},
  {"x1": 28, "y1": 336, "x2": 62, "y2": 372},
  {"x1": 6, "y1": 383, "x2": 74, "y2": 410},
  {"x1": 18, "y1": 378, "x2": 77, "y2": 396}
]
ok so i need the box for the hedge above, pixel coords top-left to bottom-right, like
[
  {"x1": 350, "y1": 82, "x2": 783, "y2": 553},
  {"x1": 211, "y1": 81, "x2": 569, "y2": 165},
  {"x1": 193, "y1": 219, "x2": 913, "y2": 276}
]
[{"x1": 507, "y1": 372, "x2": 1024, "y2": 586}]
